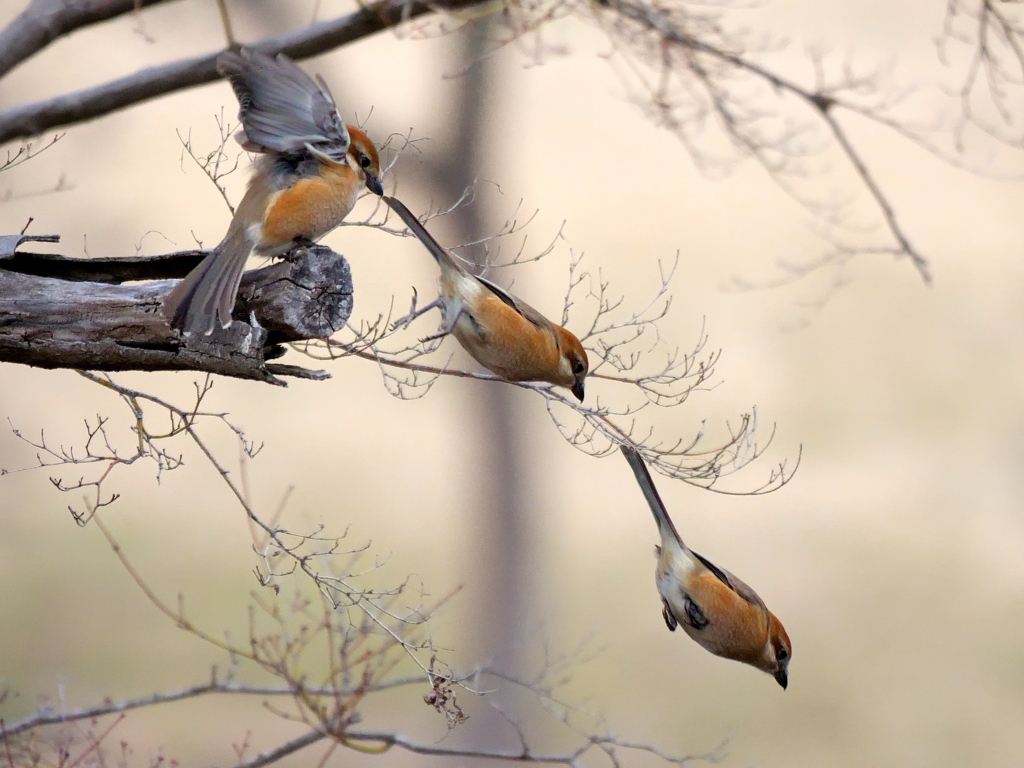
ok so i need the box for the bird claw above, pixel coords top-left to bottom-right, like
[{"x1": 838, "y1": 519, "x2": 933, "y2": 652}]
[
  {"x1": 391, "y1": 313, "x2": 415, "y2": 332},
  {"x1": 419, "y1": 327, "x2": 452, "y2": 344},
  {"x1": 683, "y1": 596, "x2": 709, "y2": 630},
  {"x1": 285, "y1": 237, "x2": 316, "y2": 261},
  {"x1": 391, "y1": 287, "x2": 421, "y2": 331},
  {"x1": 662, "y1": 603, "x2": 678, "y2": 632},
  {"x1": 392, "y1": 291, "x2": 446, "y2": 334}
]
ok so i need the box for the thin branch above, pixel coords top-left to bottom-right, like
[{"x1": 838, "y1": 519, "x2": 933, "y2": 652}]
[
  {"x1": 230, "y1": 729, "x2": 328, "y2": 768},
  {"x1": 338, "y1": 729, "x2": 711, "y2": 766},
  {"x1": 323, "y1": 345, "x2": 794, "y2": 495},
  {"x1": 598, "y1": 0, "x2": 932, "y2": 283},
  {"x1": 939, "y1": 0, "x2": 1024, "y2": 147},
  {"x1": 2, "y1": 676, "x2": 424, "y2": 739},
  {"x1": 0, "y1": 0, "x2": 478, "y2": 145},
  {"x1": 307, "y1": 238, "x2": 793, "y2": 495}
]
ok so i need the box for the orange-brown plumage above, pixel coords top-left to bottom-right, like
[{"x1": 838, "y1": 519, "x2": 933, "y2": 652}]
[
  {"x1": 624, "y1": 446, "x2": 792, "y2": 688},
  {"x1": 384, "y1": 196, "x2": 590, "y2": 400},
  {"x1": 454, "y1": 293, "x2": 557, "y2": 380},
  {"x1": 260, "y1": 162, "x2": 358, "y2": 245},
  {"x1": 164, "y1": 49, "x2": 382, "y2": 334}
]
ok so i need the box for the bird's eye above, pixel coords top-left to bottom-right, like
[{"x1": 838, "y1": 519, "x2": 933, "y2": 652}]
[
  {"x1": 573, "y1": 360, "x2": 585, "y2": 375},
  {"x1": 777, "y1": 647, "x2": 789, "y2": 662},
  {"x1": 359, "y1": 154, "x2": 372, "y2": 169}
]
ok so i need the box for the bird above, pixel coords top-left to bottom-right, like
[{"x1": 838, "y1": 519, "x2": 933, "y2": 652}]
[
  {"x1": 164, "y1": 47, "x2": 383, "y2": 335},
  {"x1": 620, "y1": 446, "x2": 792, "y2": 688},
  {"x1": 383, "y1": 195, "x2": 589, "y2": 401}
]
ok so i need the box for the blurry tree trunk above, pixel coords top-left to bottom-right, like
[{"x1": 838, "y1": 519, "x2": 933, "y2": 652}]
[
  {"x1": 433, "y1": 21, "x2": 534, "y2": 674},
  {"x1": 235, "y1": 4, "x2": 536, "y2": 673}
]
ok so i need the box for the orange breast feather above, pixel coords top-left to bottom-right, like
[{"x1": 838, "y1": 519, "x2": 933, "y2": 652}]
[
  {"x1": 455, "y1": 292, "x2": 561, "y2": 382},
  {"x1": 262, "y1": 164, "x2": 359, "y2": 246}
]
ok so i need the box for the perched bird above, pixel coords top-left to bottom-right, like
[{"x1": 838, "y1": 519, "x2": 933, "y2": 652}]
[
  {"x1": 384, "y1": 196, "x2": 589, "y2": 401},
  {"x1": 620, "y1": 446, "x2": 792, "y2": 688},
  {"x1": 165, "y1": 47, "x2": 383, "y2": 334}
]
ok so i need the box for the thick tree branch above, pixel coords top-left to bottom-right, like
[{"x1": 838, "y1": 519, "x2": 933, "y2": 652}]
[
  {"x1": 0, "y1": 0, "x2": 181, "y2": 80},
  {"x1": 2, "y1": 246, "x2": 202, "y2": 282},
  {"x1": 0, "y1": 240, "x2": 352, "y2": 384},
  {"x1": 0, "y1": 0, "x2": 478, "y2": 146}
]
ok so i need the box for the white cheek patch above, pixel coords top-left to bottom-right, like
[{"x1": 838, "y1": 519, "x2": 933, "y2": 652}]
[{"x1": 557, "y1": 355, "x2": 572, "y2": 379}]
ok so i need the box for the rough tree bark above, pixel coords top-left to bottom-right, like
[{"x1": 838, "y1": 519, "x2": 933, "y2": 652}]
[{"x1": 0, "y1": 234, "x2": 352, "y2": 385}]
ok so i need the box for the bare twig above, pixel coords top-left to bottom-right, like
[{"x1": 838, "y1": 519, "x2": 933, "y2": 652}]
[
  {"x1": 592, "y1": 0, "x2": 933, "y2": 283},
  {"x1": 939, "y1": 0, "x2": 1024, "y2": 147},
  {"x1": 2, "y1": 675, "x2": 424, "y2": 739},
  {"x1": 305, "y1": 240, "x2": 794, "y2": 494}
]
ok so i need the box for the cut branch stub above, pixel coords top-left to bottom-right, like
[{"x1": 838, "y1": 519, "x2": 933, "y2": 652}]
[
  {"x1": 237, "y1": 244, "x2": 353, "y2": 343},
  {"x1": 0, "y1": 240, "x2": 351, "y2": 385}
]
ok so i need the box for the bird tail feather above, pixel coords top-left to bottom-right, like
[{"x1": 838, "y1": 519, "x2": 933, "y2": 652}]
[
  {"x1": 620, "y1": 446, "x2": 686, "y2": 548},
  {"x1": 384, "y1": 196, "x2": 461, "y2": 274},
  {"x1": 164, "y1": 231, "x2": 253, "y2": 334}
]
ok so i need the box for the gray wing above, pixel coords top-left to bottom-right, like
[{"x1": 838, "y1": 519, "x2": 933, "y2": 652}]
[
  {"x1": 691, "y1": 550, "x2": 768, "y2": 611},
  {"x1": 217, "y1": 48, "x2": 350, "y2": 162},
  {"x1": 476, "y1": 274, "x2": 555, "y2": 332}
]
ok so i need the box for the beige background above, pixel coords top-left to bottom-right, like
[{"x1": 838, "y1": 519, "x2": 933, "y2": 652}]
[{"x1": 2, "y1": 1, "x2": 1023, "y2": 766}]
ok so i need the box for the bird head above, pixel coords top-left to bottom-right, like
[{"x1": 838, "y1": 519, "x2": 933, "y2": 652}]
[
  {"x1": 762, "y1": 612, "x2": 792, "y2": 689},
  {"x1": 555, "y1": 328, "x2": 589, "y2": 402},
  {"x1": 347, "y1": 126, "x2": 383, "y2": 196}
]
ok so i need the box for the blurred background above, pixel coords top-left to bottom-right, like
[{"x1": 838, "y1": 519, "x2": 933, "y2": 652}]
[{"x1": 2, "y1": 1, "x2": 1023, "y2": 766}]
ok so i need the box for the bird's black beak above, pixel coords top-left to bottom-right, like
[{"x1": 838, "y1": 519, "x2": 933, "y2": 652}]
[
  {"x1": 571, "y1": 380, "x2": 585, "y2": 402},
  {"x1": 774, "y1": 669, "x2": 788, "y2": 690},
  {"x1": 365, "y1": 171, "x2": 384, "y2": 196}
]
